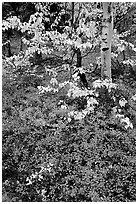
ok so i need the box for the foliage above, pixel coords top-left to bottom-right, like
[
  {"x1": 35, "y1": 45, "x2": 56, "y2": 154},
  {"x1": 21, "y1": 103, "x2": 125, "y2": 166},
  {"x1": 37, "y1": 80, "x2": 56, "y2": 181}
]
[
  {"x1": 2, "y1": 65, "x2": 136, "y2": 201},
  {"x1": 2, "y1": 2, "x2": 136, "y2": 202}
]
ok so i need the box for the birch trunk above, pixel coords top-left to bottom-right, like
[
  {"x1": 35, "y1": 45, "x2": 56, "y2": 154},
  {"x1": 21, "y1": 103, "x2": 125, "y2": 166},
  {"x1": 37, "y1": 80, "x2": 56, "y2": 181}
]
[
  {"x1": 101, "y1": 2, "x2": 113, "y2": 80},
  {"x1": 34, "y1": 4, "x2": 42, "y2": 65}
]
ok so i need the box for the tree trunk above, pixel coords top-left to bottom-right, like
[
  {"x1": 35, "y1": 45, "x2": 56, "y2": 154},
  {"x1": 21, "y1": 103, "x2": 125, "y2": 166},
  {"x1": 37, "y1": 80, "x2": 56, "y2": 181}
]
[
  {"x1": 71, "y1": 2, "x2": 74, "y2": 28},
  {"x1": 101, "y1": 2, "x2": 113, "y2": 80},
  {"x1": 34, "y1": 43, "x2": 42, "y2": 65},
  {"x1": 76, "y1": 48, "x2": 82, "y2": 67},
  {"x1": 34, "y1": 4, "x2": 42, "y2": 65},
  {"x1": 7, "y1": 31, "x2": 12, "y2": 57},
  {"x1": 65, "y1": 2, "x2": 67, "y2": 14},
  {"x1": 69, "y1": 2, "x2": 75, "y2": 81},
  {"x1": 20, "y1": 36, "x2": 23, "y2": 51}
]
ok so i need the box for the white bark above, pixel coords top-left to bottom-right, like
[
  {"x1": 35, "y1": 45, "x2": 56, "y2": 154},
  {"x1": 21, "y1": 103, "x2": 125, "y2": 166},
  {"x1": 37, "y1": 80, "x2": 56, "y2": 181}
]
[{"x1": 101, "y1": 2, "x2": 113, "y2": 80}]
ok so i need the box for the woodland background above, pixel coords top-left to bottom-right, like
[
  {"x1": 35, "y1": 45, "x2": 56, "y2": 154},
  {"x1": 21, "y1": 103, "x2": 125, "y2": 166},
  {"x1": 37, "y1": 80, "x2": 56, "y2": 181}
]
[{"x1": 2, "y1": 2, "x2": 136, "y2": 202}]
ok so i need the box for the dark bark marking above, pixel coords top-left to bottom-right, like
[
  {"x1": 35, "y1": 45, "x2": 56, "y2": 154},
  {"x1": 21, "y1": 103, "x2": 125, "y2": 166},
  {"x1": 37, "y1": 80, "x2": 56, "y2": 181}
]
[
  {"x1": 107, "y1": 16, "x2": 112, "y2": 23},
  {"x1": 108, "y1": 4, "x2": 111, "y2": 13},
  {"x1": 102, "y1": 47, "x2": 109, "y2": 51}
]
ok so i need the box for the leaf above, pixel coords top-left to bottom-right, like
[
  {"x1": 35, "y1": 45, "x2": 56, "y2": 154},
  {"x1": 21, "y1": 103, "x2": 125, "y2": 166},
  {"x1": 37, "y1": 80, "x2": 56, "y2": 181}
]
[{"x1": 35, "y1": 118, "x2": 46, "y2": 127}]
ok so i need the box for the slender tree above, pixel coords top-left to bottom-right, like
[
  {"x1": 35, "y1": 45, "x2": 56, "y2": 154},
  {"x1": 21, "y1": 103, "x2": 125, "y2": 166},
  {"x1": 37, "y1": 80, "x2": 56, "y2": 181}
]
[
  {"x1": 76, "y1": 48, "x2": 82, "y2": 68},
  {"x1": 69, "y1": 2, "x2": 75, "y2": 81},
  {"x1": 75, "y1": 3, "x2": 81, "y2": 69},
  {"x1": 34, "y1": 3, "x2": 42, "y2": 65},
  {"x1": 6, "y1": 30, "x2": 12, "y2": 57},
  {"x1": 71, "y1": 2, "x2": 74, "y2": 28},
  {"x1": 101, "y1": 2, "x2": 113, "y2": 80}
]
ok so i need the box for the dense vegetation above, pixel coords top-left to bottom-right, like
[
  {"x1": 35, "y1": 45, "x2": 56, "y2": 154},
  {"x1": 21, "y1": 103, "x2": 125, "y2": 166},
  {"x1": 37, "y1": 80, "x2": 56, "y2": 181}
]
[{"x1": 2, "y1": 2, "x2": 136, "y2": 202}]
